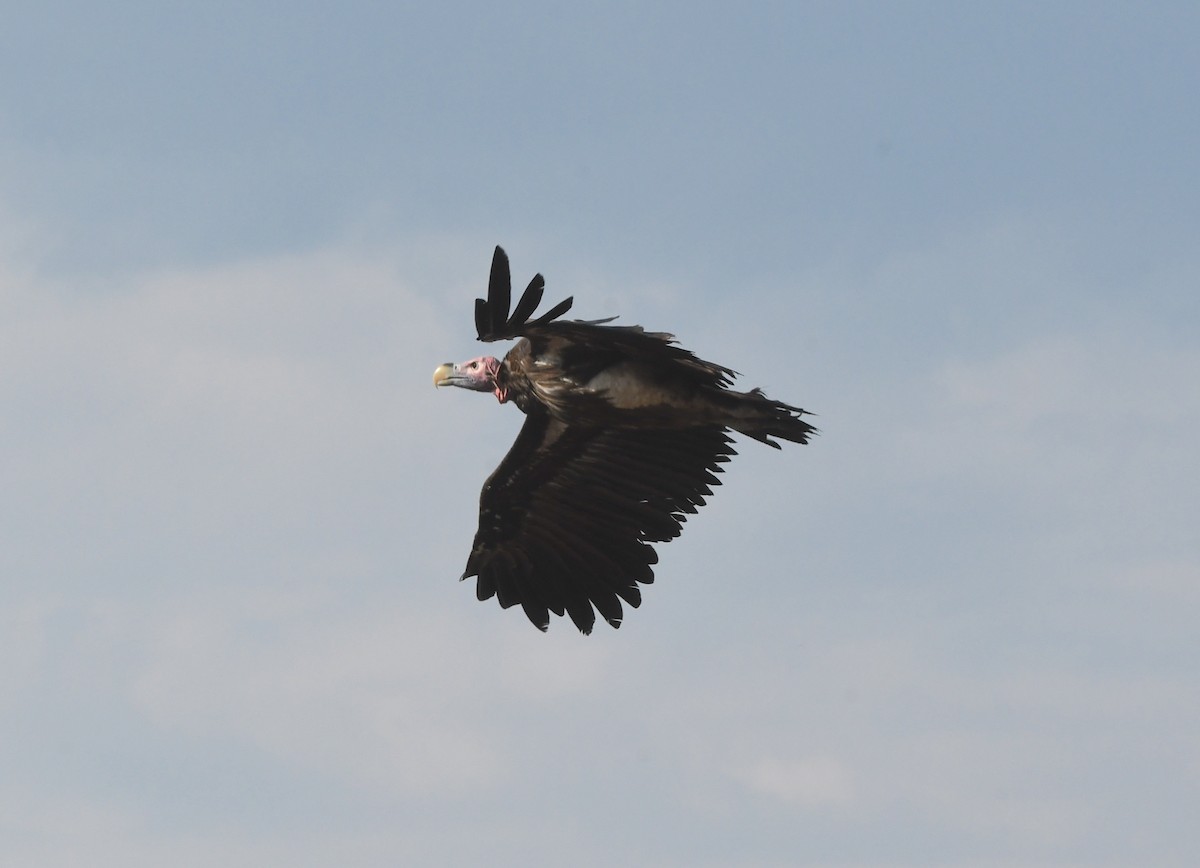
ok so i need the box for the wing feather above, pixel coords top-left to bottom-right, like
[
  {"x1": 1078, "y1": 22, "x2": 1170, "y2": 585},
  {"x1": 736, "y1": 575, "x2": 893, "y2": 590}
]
[
  {"x1": 486, "y1": 246, "x2": 511, "y2": 334},
  {"x1": 477, "y1": 246, "x2": 575, "y2": 341},
  {"x1": 463, "y1": 410, "x2": 736, "y2": 633},
  {"x1": 529, "y1": 322, "x2": 738, "y2": 389},
  {"x1": 508, "y1": 273, "x2": 545, "y2": 329},
  {"x1": 474, "y1": 246, "x2": 736, "y2": 390}
]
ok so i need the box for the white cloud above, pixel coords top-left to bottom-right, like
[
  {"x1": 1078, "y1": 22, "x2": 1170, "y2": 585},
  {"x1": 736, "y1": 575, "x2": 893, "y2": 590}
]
[
  {"x1": 130, "y1": 588, "x2": 509, "y2": 797},
  {"x1": 0, "y1": 237, "x2": 490, "y2": 581}
]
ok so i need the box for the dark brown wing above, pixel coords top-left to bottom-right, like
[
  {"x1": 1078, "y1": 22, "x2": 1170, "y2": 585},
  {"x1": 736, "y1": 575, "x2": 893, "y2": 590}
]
[
  {"x1": 477, "y1": 245, "x2": 737, "y2": 389},
  {"x1": 463, "y1": 409, "x2": 736, "y2": 633}
]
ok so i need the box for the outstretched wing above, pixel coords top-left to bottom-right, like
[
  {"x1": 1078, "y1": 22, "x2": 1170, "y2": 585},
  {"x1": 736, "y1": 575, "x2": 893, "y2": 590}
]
[
  {"x1": 463, "y1": 410, "x2": 736, "y2": 633},
  {"x1": 476, "y1": 245, "x2": 737, "y2": 388}
]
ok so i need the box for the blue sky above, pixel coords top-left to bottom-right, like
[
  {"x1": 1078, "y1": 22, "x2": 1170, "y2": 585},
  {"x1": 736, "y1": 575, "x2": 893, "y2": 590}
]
[{"x1": 2, "y1": 3, "x2": 1198, "y2": 866}]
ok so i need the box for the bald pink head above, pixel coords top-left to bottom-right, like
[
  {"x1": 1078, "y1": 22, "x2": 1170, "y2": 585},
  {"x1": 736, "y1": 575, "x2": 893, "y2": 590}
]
[{"x1": 432, "y1": 356, "x2": 508, "y2": 402}]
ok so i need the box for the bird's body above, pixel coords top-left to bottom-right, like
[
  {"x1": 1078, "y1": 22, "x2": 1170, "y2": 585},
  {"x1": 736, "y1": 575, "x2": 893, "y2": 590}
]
[{"x1": 434, "y1": 247, "x2": 815, "y2": 633}]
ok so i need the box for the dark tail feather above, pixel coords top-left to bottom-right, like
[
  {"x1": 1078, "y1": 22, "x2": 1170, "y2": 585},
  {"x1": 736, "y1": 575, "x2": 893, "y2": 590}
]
[{"x1": 727, "y1": 388, "x2": 817, "y2": 448}]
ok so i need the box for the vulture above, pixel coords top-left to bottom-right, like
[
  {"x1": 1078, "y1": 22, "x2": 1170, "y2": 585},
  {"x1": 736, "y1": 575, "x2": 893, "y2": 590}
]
[{"x1": 434, "y1": 246, "x2": 815, "y2": 634}]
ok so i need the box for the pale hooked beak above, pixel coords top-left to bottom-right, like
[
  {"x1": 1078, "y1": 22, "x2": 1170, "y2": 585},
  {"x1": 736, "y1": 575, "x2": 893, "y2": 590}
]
[{"x1": 432, "y1": 363, "x2": 455, "y2": 387}]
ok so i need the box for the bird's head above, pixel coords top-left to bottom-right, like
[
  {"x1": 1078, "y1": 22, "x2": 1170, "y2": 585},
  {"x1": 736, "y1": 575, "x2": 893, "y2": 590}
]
[{"x1": 432, "y1": 356, "x2": 508, "y2": 403}]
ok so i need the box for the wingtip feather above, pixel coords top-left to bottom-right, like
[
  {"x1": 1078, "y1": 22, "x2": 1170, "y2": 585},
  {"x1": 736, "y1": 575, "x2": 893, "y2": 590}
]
[
  {"x1": 486, "y1": 246, "x2": 512, "y2": 336},
  {"x1": 509, "y1": 273, "x2": 545, "y2": 328}
]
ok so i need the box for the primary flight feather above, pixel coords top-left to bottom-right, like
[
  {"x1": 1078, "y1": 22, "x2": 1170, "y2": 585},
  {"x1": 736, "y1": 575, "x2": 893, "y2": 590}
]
[{"x1": 434, "y1": 246, "x2": 815, "y2": 633}]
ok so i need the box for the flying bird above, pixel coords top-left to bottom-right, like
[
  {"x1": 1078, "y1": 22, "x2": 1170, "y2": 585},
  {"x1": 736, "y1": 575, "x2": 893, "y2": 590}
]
[{"x1": 434, "y1": 246, "x2": 815, "y2": 633}]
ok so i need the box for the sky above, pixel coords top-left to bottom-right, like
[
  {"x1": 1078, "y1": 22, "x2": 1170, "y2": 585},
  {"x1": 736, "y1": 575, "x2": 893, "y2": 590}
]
[{"x1": 1, "y1": 2, "x2": 1198, "y2": 866}]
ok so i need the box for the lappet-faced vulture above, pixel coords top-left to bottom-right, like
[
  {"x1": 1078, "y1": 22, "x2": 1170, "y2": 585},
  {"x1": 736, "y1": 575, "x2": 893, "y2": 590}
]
[{"x1": 434, "y1": 246, "x2": 815, "y2": 633}]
